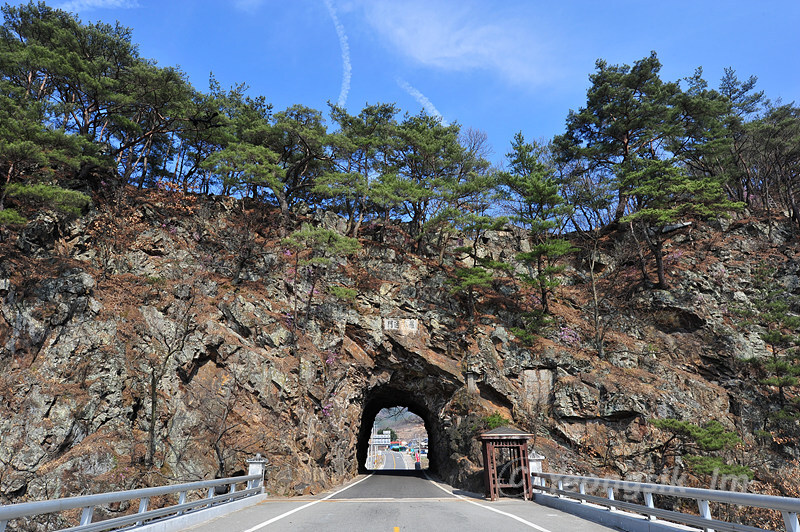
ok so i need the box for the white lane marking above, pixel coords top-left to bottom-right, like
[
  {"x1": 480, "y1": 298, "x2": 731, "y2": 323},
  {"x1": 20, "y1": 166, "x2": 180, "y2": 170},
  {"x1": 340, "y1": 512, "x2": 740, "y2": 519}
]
[
  {"x1": 241, "y1": 474, "x2": 373, "y2": 532},
  {"x1": 423, "y1": 473, "x2": 554, "y2": 532}
]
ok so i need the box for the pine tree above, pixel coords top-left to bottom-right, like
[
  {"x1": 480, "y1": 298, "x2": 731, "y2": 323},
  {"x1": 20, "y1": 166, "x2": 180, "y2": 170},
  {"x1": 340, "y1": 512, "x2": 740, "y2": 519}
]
[
  {"x1": 498, "y1": 134, "x2": 574, "y2": 318},
  {"x1": 315, "y1": 103, "x2": 397, "y2": 237},
  {"x1": 620, "y1": 156, "x2": 742, "y2": 288},
  {"x1": 202, "y1": 140, "x2": 282, "y2": 201},
  {"x1": 0, "y1": 2, "x2": 197, "y2": 188},
  {"x1": 0, "y1": 78, "x2": 86, "y2": 223},
  {"x1": 382, "y1": 111, "x2": 464, "y2": 249},
  {"x1": 448, "y1": 267, "x2": 493, "y2": 320},
  {"x1": 743, "y1": 103, "x2": 800, "y2": 232},
  {"x1": 5, "y1": 183, "x2": 89, "y2": 216},
  {"x1": 650, "y1": 418, "x2": 752, "y2": 479},
  {"x1": 426, "y1": 128, "x2": 494, "y2": 263},
  {"x1": 746, "y1": 264, "x2": 800, "y2": 417},
  {"x1": 282, "y1": 224, "x2": 361, "y2": 330},
  {"x1": 669, "y1": 68, "x2": 733, "y2": 189},
  {"x1": 268, "y1": 105, "x2": 330, "y2": 217},
  {"x1": 717, "y1": 68, "x2": 767, "y2": 206},
  {"x1": 448, "y1": 205, "x2": 512, "y2": 321},
  {"x1": 554, "y1": 52, "x2": 678, "y2": 224}
]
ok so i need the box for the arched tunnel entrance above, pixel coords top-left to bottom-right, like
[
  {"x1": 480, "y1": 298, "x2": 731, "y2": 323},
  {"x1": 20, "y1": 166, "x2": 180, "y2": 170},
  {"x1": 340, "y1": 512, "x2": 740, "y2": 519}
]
[
  {"x1": 366, "y1": 406, "x2": 427, "y2": 470},
  {"x1": 356, "y1": 385, "x2": 445, "y2": 474}
]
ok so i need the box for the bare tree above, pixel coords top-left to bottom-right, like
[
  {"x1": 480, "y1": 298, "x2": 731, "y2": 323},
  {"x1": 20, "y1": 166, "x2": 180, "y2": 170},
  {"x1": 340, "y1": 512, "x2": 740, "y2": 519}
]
[
  {"x1": 579, "y1": 230, "x2": 636, "y2": 359},
  {"x1": 188, "y1": 367, "x2": 260, "y2": 477},
  {"x1": 141, "y1": 293, "x2": 197, "y2": 466}
]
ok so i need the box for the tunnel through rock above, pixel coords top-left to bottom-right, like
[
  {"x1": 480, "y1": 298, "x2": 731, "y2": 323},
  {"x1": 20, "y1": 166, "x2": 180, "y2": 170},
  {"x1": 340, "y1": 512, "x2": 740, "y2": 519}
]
[{"x1": 356, "y1": 385, "x2": 444, "y2": 474}]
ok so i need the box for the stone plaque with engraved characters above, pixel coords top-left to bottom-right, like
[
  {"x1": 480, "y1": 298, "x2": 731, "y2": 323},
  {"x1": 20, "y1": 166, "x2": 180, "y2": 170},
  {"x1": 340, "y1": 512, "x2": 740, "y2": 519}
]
[{"x1": 383, "y1": 318, "x2": 418, "y2": 335}]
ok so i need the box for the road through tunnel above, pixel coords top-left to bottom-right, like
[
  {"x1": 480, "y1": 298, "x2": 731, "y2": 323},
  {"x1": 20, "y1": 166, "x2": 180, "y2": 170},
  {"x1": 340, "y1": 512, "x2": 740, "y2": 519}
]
[{"x1": 356, "y1": 385, "x2": 446, "y2": 474}]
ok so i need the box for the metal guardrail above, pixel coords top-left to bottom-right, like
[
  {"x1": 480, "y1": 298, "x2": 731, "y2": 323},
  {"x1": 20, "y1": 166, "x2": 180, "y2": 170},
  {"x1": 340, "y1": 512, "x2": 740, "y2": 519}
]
[
  {"x1": 0, "y1": 474, "x2": 263, "y2": 532},
  {"x1": 532, "y1": 472, "x2": 800, "y2": 532}
]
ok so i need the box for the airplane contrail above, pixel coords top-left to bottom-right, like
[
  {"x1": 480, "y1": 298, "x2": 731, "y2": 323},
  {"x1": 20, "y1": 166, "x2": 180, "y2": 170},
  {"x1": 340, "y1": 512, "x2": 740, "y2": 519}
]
[
  {"x1": 397, "y1": 79, "x2": 448, "y2": 125},
  {"x1": 323, "y1": 0, "x2": 351, "y2": 108},
  {"x1": 58, "y1": 0, "x2": 138, "y2": 10}
]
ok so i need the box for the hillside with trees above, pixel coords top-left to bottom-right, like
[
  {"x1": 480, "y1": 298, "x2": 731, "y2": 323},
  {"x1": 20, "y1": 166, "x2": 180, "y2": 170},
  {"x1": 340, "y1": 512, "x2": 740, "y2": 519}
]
[{"x1": 3, "y1": 3, "x2": 799, "y2": 245}]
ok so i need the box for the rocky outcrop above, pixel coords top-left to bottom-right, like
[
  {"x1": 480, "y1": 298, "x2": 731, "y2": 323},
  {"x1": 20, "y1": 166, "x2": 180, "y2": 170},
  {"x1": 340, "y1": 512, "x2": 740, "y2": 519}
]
[{"x1": 1, "y1": 193, "x2": 799, "y2": 522}]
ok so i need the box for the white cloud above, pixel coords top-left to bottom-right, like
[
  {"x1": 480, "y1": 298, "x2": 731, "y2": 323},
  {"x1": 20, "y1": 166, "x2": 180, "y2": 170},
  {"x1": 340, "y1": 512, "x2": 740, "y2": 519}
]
[
  {"x1": 397, "y1": 79, "x2": 447, "y2": 125},
  {"x1": 57, "y1": 0, "x2": 138, "y2": 12},
  {"x1": 359, "y1": 0, "x2": 557, "y2": 87},
  {"x1": 323, "y1": 0, "x2": 352, "y2": 108}
]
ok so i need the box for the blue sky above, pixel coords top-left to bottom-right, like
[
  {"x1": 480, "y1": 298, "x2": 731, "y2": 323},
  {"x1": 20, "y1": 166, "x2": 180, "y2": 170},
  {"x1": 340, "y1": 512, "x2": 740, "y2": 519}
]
[{"x1": 55, "y1": 0, "x2": 800, "y2": 166}]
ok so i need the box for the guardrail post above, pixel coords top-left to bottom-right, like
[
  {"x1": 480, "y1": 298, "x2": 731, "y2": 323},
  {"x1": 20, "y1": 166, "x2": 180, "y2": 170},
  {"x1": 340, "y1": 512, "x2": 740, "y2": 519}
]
[
  {"x1": 607, "y1": 487, "x2": 616, "y2": 512},
  {"x1": 247, "y1": 454, "x2": 268, "y2": 492},
  {"x1": 1, "y1": 518, "x2": 6, "y2": 532},
  {"x1": 579, "y1": 482, "x2": 586, "y2": 504},
  {"x1": 177, "y1": 490, "x2": 187, "y2": 516},
  {"x1": 698, "y1": 499, "x2": 714, "y2": 532},
  {"x1": 557, "y1": 479, "x2": 564, "y2": 498},
  {"x1": 783, "y1": 511, "x2": 799, "y2": 532},
  {"x1": 79, "y1": 506, "x2": 94, "y2": 526},
  {"x1": 136, "y1": 497, "x2": 149, "y2": 526},
  {"x1": 528, "y1": 451, "x2": 544, "y2": 488},
  {"x1": 645, "y1": 492, "x2": 656, "y2": 520}
]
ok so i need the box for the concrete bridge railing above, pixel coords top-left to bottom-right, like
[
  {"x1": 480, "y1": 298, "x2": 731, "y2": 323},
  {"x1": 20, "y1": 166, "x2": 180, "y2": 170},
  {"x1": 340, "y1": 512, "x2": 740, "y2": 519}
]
[
  {"x1": 0, "y1": 455, "x2": 268, "y2": 532},
  {"x1": 532, "y1": 471, "x2": 800, "y2": 532}
]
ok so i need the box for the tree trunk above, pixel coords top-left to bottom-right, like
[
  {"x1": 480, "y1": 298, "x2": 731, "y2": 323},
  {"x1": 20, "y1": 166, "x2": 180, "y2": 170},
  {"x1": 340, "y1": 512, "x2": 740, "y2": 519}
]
[
  {"x1": 147, "y1": 368, "x2": 158, "y2": 466},
  {"x1": 643, "y1": 226, "x2": 667, "y2": 289},
  {"x1": 304, "y1": 266, "x2": 319, "y2": 328},
  {"x1": 1, "y1": 163, "x2": 14, "y2": 210},
  {"x1": 537, "y1": 255, "x2": 549, "y2": 314},
  {"x1": 277, "y1": 192, "x2": 290, "y2": 238},
  {"x1": 629, "y1": 221, "x2": 652, "y2": 287},
  {"x1": 613, "y1": 190, "x2": 628, "y2": 223},
  {"x1": 379, "y1": 209, "x2": 390, "y2": 243},
  {"x1": 214, "y1": 441, "x2": 226, "y2": 478},
  {"x1": 589, "y1": 250, "x2": 605, "y2": 359},
  {"x1": 76, "y1": 161, "x2": 97, "y2": 186},
  {"x1": 653, "y1": 241, "x2": 666, "y2": 288},
  {"x1": 436, "y1": 230, "x2": 449, "y2": 265},
  {"x1": 352, "y1": 208, "x2": 364, "y2": 239},
  {"x1": 789, "y1": 188, "x2": 800, "y2": 232}
]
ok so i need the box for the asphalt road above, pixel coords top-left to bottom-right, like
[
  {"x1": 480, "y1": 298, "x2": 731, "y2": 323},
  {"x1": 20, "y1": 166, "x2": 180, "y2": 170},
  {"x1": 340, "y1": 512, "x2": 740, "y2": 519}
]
[
  {"x1": 381, "y1": 450, "x2": 409, "y2": 470},
  {"x1": 187, "y1": 470, "x2": 619, "y2": 532}
]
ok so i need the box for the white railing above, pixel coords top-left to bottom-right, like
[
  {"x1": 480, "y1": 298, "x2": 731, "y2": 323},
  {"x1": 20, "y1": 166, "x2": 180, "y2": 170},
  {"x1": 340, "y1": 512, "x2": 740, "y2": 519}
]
[
  {"x1": 0, "y1": 456, "x2": 267, "y2": 532},
  {"x1": 532, "y1": 472, "x2": 800, "y2": 532}
]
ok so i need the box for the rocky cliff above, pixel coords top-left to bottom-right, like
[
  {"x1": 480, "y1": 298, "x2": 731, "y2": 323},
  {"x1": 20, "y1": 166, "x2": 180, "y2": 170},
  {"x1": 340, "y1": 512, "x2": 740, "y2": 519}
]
[{"x1": 1, "y1": 189, "x2": 799, "y2": 528}]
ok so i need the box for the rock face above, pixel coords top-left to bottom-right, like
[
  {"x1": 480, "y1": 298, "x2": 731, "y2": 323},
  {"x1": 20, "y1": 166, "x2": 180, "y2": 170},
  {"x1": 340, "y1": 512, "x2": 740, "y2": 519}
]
[{"x1": 1, "y1": 192, "x2": 799, "y2": 526}]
